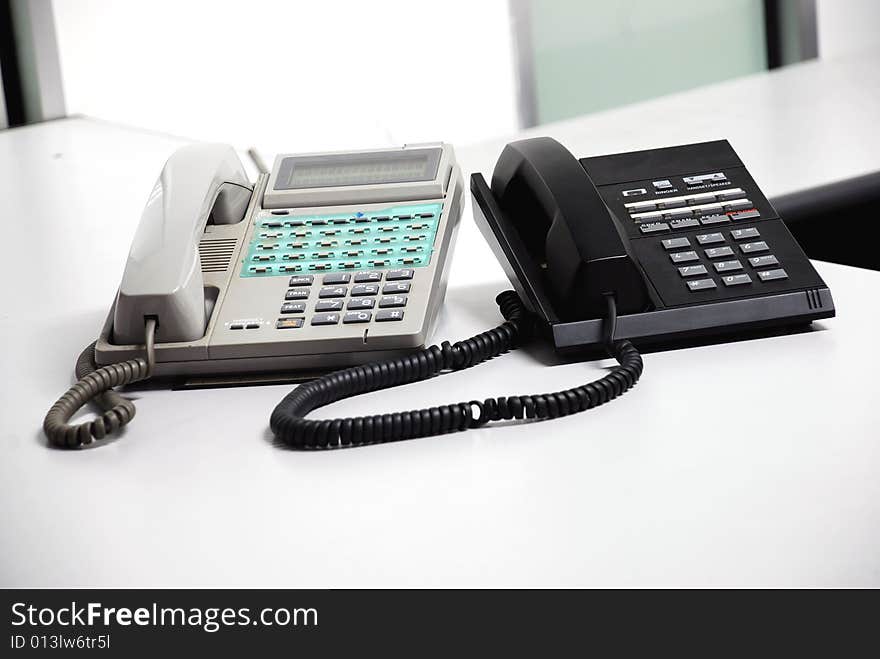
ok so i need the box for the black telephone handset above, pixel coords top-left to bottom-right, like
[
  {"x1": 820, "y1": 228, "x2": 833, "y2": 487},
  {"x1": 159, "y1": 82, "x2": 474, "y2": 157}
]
[{"x1": 489, "y1": 137, "x2": 652, "y2": 321}]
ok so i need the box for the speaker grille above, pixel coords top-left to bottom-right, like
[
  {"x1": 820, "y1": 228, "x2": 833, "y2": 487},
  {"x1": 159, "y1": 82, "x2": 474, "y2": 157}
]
[
  {"x1": 199, "y1": 238, "x2": 238, "y2": 273},
  {"x1": 806, "y1": 288, "x2": 824, "y2": 310}
]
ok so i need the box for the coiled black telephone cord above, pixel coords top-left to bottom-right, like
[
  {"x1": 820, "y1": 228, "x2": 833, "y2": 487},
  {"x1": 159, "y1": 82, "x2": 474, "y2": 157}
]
[
  {"x1": 43, "y1": 292, "x2": 643, "y2": 448},
  {"x1": 270, "y1": 291, "x2": 643, "y2": 449}
]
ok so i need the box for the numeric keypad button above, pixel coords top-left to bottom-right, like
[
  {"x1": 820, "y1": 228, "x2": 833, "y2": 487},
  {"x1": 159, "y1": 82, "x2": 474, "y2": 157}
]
[
  {"x1": 311, "y1": 313, "x2": 340, "y2": 326},
  {"x1": 343, "y1": 311, "x2": 372, "y2": 324},
  {"x1": 351, "y1": 284, "x2": 379, "y2": 296},
  {"x1": 354, "y1": 271, "x2": 383, "y2": 283},
  {"x1": 315, "y1": 300, "x2": 343, "y2": 312},
  {"x1": 385, "y1": 268, "x2": 414, "y2": 281},
  {"x1": 375, "y1": 309, "x2": 405, "y2": 322},
  {"x1": 382, "y1": 282, "x2": 411, "y2": 294},
  {"x1": 347, "y1": 298, "x2": 375, "y2": 310},
  {"x1": 378, "y1": 295, "x2": 407, "y2": 308},
  {"x1": 318, "y1": 286, "x2": 347, "y2": 298}
]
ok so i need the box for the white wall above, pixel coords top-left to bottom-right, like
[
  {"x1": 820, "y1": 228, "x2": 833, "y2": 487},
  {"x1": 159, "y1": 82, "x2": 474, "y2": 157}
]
[
  {"x1": 52, "y1": 0, "x2": 518, "y2": 154},
  {"x1": 817, "y1": 0, "x2": 880, "y2": 58}
]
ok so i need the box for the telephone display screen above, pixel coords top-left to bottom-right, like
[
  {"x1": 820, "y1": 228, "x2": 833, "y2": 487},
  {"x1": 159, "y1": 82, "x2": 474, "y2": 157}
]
[{"x1": 274, "y1": 148, "x2": 441, "y2": 190}]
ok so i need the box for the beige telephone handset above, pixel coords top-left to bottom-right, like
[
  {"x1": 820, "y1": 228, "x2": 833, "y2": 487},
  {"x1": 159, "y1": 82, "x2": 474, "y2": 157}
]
[{"x1": 113, "y1": 143, "x2": 252, "y2": 344}]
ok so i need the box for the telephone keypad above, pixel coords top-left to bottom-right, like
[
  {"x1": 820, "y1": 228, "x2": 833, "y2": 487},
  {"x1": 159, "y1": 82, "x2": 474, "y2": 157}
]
[
  {"x1": 354, "y1": 271, "x2": 383, "y2": 283},
  {"x1": 322, "y1": 273, "x2": 350, "y2": 284},
  {"x1": 670, "y1": 251, "x2": 699, "y2": 263},
  {"x1": 385, "y1": 269, "x2": 414, "y2": 281}
]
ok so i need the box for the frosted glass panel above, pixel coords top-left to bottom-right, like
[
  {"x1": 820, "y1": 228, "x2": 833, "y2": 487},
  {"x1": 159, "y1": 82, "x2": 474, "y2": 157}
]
[{"x1": 528, "y1": 0, "x2": 768, "y2": 124}]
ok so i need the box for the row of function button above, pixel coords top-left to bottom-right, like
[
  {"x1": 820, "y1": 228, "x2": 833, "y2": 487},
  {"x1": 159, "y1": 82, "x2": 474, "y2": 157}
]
[
  {"x1": 243, "y1": 204, "x2": 441, "y2": 278},
  {"x1": 285, "y1": 269, "x2": 413, "y2": 286},
  {"x1": 621, "y1": 172, "x2": 729, "y2": 197},
  {"x1": 639, "y1": 209, "x2": 760, "y2": 235},
  {"x1": 275, "y1": 308, "x2": 404, "y2": 329},
  {"x1": 625, "y1": 186, "x2": 745, "y2": 215},
  {"x1": 266, "y1": 211, "x2": 434, "y2": 222}
]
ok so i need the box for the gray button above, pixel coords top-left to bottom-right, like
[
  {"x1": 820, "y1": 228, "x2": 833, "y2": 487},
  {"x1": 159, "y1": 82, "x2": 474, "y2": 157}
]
[
  {"x1": 379, "y1": 295, "x2": 408, "y2": 308},
  {"x1": 280, "y1": 302, "x2": 306, "y2": 314},
  {"x1": 230, "y1": 323, "x2": 244, "y2": 330},
  {"x1": 687, "y1": 192, "x2": 717, "y2": 205},
  {"x1": 343, "y1": 311, "x2": 372, "y2": 324},
  {"x1": 285, "y1": 288, "x2": 309, "y2": 300},
  {"x1": 640, "y1": 222, "x2": 670, "y2": 234},
  {"x1": 684, "y1": 172, "x2": 727, "y2": 186},
  {"x1": 757, "y1": 268, "x2": 788, "y2": 282},
  {"x1": 700, "y1": 214, "x2": 731, "y2": 226},
  {"x1": 696, "y1": 232, "x2": 725, "y2": 245},
  {"x1": 723, "y1": 198, "x2": 752, "y2": 211},
  {"x1": 657, "y1": 198, "x2": 687, "y2": 210},
  {"x1": 376, "y1": 309, "x2": 405, "y2": 322},
  {"x1": 713, "y1": 259, "x2": 743, "y2": 273},
  {"x1": 661, "y1": 237, "x2": 691, "y2": 250},
  {"x1": 670, "y1": 250, "x2": 699, "y2": 263},
  {"x1": 347, "y1": 298, "x2": 375, "y2": 310},
  {"x1": 739, "y1": 241, "x2": 769, "y2": 254},
  {"x1": 318, "y1": 286, "x2": 347, "y2": 298},
  {"x1": 351, "y1": 284, "x2": 380, "y2": 296},
  {"x1": 354, "y1": 271, "x2": 383, "y2": 283},
  {"x1": 245, "y1": 323, "x2": 260, "y2": 330},
  {"x1": 653, "y1": 179, "x2": 673, "y2": 190},
  {"x1": 386, "y1": 268, "x2": 414, "y2": 281},
  {"x1": 748, "y1": 254, "x2": 779, "y2": 268},
  {"x1": 695, "y1": 202, "x2": 724, "y2": 215},
  {"x1": 383, "y1": 282, "x2": 411, "y2": 294},
  {"x1": 322, "y1": 273, "x2": 350, "y2": 284},
  {"x1": 669, "y1": 218, "x2": 700, "y2": 230},
  {"x1": 315, "y1": 300, "x2": 343, "y2": 312},
  {"x1": 731, "y1": 227, "x2": 760, "y2": 240},
  {"x1": 716, "y1": 189, "x2": 746, "y2": 201},
  {"x1": 311, "y1": 313, "x2": 340, "y2": 325},
  {"x1": 287, "y1": 275, "x2": 314, "y2": 287},
  {"x1": 627, "y1": 200, "x2": 657, "y2": 213},
  {"x1": 722, "y1": 273, "x2": 752, "y2": 287},
  {"x1": 705, "y1": 246, "x2": 734, "y2": 259},
  {"x1": 686, "y1": 278, "x2": 717, "y2": 291},
  {"x1": 633, "y1": 211, "x2": 663, "y2": 222},
  {"x1": 663, "y1": 208, "x2": 693, "y2": 220},
  {"x1": 730, "y1": 209, "x2": 760, "y2": 221},
  {"x1": 678, "y1": 264, "x2": 708, "y2": 278},
  {"x1": 622, "y1": 188, "x2": 647, "y2": 197}
]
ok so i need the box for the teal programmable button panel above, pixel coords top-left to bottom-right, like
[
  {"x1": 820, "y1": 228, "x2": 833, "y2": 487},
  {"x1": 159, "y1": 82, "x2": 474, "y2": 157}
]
[{"x1": 241, "y1": 203, "x2": 443, "y2": 277}]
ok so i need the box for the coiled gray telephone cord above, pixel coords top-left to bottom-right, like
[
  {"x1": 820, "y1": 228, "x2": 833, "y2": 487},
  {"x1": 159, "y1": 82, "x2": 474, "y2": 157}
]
[{"x1": 42, "y1": 319, "x2": 156, "y2": 448}]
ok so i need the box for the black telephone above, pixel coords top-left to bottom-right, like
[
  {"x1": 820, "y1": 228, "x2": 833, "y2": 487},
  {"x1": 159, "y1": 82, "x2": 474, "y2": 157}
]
[{"x1": 45, "y1": 137, "x2": 834, "y2": 449}]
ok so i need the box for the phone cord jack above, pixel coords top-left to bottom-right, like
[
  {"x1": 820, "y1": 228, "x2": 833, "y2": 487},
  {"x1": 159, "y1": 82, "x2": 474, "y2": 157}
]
[
  {"x1": 42, "y1": 319, "x2": 157, "y2": 448},
  {"x1": 270, "y1": 291, "x2": 643, "y2": 449}
]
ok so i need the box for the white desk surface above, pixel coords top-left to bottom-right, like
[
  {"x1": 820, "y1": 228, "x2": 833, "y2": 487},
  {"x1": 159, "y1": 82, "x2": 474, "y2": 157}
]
[{"x1": 2, "y1": 113, "x2": 879, "y2": 588}]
